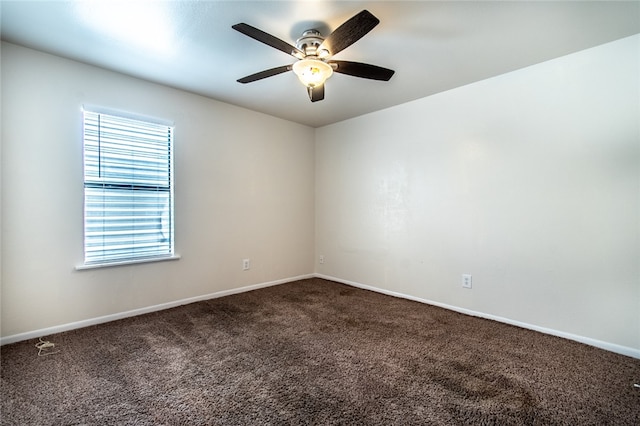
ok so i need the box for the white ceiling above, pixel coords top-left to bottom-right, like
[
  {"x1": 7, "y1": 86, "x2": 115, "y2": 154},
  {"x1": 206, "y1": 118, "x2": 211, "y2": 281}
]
[{"x1": 2, "y1": 1, "x2": 639, "y2": 127}]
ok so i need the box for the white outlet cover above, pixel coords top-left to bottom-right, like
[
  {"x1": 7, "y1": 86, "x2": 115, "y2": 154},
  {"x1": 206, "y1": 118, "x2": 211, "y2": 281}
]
[{"x1": 462, "y1": 274, "x2": 472, "y2": 289}]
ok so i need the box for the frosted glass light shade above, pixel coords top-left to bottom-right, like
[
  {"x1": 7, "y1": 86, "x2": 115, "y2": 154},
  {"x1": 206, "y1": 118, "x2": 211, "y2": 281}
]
[{"x1": 292, "y1": 59, "x2": 333, "y2": 88}]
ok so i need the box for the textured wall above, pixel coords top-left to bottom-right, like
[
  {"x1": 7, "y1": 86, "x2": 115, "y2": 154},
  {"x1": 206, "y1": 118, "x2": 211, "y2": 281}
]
[
  {"x1": 1, "y1": 42, "x2": 315, "y2": 338},
  {"x1": 315, "y1": 35, "x2": 640, "y2": 352}
]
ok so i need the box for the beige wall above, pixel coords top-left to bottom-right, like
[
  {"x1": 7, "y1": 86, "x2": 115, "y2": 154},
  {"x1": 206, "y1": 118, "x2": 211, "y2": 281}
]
[
  {"x1": 315, "y1": 35, "x2": 640, "y2": 354},
  {"x1": 1, "y1": 42, "x2": 315, "y2": 338},
  {"x1": 2, "y1": 35, "x2": 639, "y2": 356}
]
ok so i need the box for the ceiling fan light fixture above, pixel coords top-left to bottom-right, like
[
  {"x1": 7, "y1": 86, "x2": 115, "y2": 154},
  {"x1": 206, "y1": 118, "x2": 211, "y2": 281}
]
[
  {"x1": 233, "y1": 10, "x2": 393, "y2": 102},
  {"x1": 292, "y1": 59, "x2": 333, "y2": 88}
]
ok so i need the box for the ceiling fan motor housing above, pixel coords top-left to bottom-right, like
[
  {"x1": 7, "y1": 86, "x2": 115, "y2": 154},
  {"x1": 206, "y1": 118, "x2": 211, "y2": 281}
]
[{"x1": 296, "y1": 30, "x2": 328, "y2": 57}]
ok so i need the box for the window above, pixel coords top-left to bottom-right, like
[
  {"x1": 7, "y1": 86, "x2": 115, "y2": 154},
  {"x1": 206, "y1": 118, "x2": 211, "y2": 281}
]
[{"x1": 82, "y1": 110, "x2": 174, "y2": 266}]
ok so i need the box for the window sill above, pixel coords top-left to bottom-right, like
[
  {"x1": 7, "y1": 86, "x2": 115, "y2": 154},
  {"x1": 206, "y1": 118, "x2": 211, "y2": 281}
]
[{"x1": 75, "y1": 254, "x2": 181, "y2": 271}]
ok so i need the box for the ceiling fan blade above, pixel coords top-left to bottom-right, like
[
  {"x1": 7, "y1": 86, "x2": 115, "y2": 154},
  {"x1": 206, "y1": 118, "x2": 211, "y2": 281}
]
[
  {"x1": 319, "y1": 10, "x2": 380, "y2": 57},
  {"x1": 237, "y1": 65, "x2": 292, "y2": 83},
  {"x1": 232, "y1": 23, "x2": 304, "y2": 58},
  {"x1": 331, "y1": 61, "x2": 395, "y2": 81},
  {"x1": 307, "y1": 84, "x2": 325, "y2": 102}
]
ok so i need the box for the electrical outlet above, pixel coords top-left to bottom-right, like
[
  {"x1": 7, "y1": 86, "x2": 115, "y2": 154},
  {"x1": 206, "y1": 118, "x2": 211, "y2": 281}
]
[
  {"x1": 319, "y1": 255, "x2": 325, "y2": 264},
  {"x1": 242, "y1": 259, "x2": 250, "y2": 271},
  {"x1": 462, "y1": 274, "x2": 472, "y2": 289}
]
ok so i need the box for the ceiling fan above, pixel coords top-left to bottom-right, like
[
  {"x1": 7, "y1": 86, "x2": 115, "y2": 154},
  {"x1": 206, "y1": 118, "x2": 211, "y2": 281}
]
[{"x1": 232, "y1": 10, "x2": 395, "y2": 102}]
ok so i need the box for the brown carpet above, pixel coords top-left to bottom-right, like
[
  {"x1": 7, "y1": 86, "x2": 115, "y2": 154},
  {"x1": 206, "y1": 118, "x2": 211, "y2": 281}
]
[{"x1": 1, "y1": 278, "x2": 639, "y2": 425}]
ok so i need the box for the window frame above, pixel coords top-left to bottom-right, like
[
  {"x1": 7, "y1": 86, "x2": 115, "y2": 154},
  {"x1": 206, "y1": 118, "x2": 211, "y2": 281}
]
[{"x1": 77, "y1": 106, "x2": 179, "y2": 269}]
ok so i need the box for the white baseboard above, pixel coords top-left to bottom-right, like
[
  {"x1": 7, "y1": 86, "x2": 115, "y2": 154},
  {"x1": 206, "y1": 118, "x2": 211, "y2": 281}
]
[
  {"x1": 5, "y1": 272, "x2": 638, "y2": 360},
  {"x1": 0, "y1": 274, "x2": 314, "y2": 346},
  {"x1": 314, "y1": 273, "x2": 640, "y2": 360}
]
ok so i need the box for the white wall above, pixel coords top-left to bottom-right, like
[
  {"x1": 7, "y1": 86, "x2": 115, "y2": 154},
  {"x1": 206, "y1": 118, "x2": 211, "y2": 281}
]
[
  {"x1": 316, "y1": 35, "x2": 640, "y2": 353},
  {"x1": 2, "y1": 35, "x2": 639, "y2": 356},
  {"x1": 1, "y1": 42, "x2": 315, "y2": 339}
]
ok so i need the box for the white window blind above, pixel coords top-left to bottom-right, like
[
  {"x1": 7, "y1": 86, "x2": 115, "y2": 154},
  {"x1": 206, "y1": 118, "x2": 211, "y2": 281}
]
[{"x1": 83, "y1": 110, "x2": 174, "y2": 265}]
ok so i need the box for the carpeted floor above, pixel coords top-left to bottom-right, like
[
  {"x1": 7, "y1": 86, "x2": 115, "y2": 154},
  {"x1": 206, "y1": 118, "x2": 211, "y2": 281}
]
[{"x1": 2, "y1": 278, "x2": 639, "y2": 425}]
